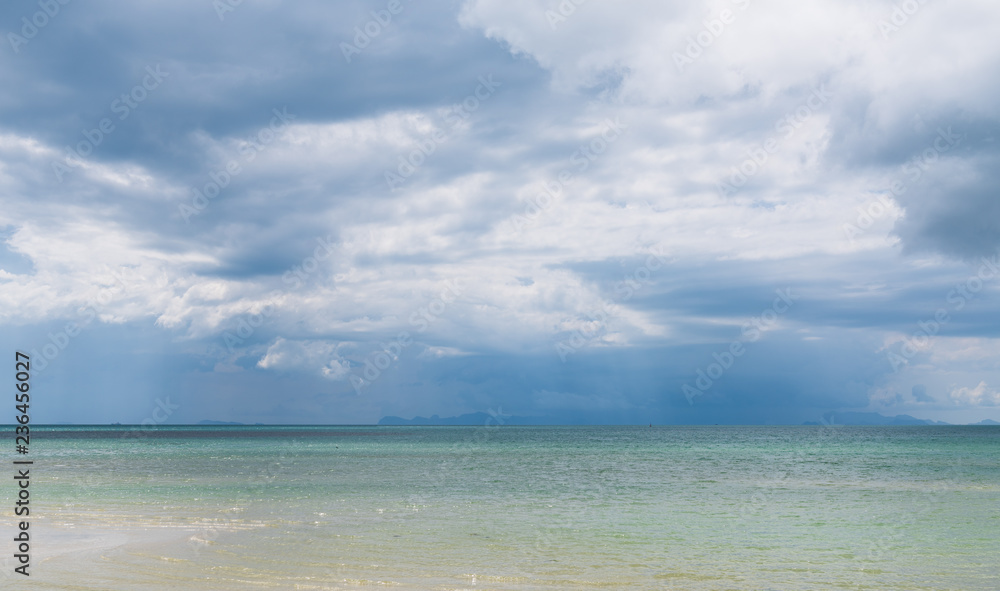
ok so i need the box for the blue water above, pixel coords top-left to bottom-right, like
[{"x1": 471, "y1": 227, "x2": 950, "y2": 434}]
[{"x1": 9, "y1": 425, "x2": 1000, "y2": 589}]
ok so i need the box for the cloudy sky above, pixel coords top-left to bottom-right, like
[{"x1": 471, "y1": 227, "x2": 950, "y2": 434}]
[{"x1": 2, "y1": 0, "x2": 999, "y2": 425}]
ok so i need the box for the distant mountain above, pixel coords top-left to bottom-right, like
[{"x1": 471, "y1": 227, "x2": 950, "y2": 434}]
[
  {"x1": 803, "y1": 412, "x2": 949, "y2": 426},
  {"x1": 197, "y1": 420, "x2": 246, "y2": 425},
  {"x1": 970, "y1": 419, "x2": 1000, "y2": 425},
  {"x1": 378, "y1": 412, "x2": 550, "y2": 426}
]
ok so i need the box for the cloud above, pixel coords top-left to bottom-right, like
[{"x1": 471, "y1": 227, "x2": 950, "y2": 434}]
[
  {"x1": 949, "y1": 381, "x2": 1000, "y2": 406},
  {"x1": 1, "y1": 0, "x2": 998, "y2": 423},
  {"x1": 911, "y1": 384, "x2": 933, "y2": 403},
  {"x1": 461, "y1": 0, "x2": 1000, "y2": 260},
  {"x1": 257, "y1": 338, "x2": 350, "y2": 380}
]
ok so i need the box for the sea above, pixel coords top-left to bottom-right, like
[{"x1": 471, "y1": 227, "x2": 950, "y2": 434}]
[{"x1": 5, "y1": 425, "x2": 999, "y2": 590}]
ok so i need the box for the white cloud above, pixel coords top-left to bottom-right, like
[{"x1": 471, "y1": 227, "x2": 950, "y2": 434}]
[
  {"x1": 257, "y1": 337, "x2": 350, "y2": 380},
  {"x1": 949, "y1": 381, "x2": 1000, "y2": 406}
]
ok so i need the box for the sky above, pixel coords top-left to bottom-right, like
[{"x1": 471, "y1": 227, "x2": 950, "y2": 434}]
[{"x1": 2, "y1": 0, "x2": 999, "y2": 425}]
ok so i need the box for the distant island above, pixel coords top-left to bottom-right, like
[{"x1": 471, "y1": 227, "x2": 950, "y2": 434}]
[
  {"x1": 802, "y1": 412, "x2": 953, "y2": 426},
  {"x1": 800, "y1": 412, "x2": 1000, "y2": 426},
  {"x1": 196, "y1": 420, "x2": 266, "y2": 426},
  {"x1": 379, "y1": 411, "x2": 998, "y2": 426},
  {"x1": 378, "y1": 412, "x2": 551, "y2": 426}
]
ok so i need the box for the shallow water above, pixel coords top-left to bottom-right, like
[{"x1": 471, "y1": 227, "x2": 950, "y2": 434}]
[{"x1": 5, "y1": 425, "x2": 999, "y2": 589}]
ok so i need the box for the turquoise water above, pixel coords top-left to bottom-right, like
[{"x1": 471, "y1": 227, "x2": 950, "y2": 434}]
[{"x1": 5, "y1": 425, "x2": 999, "y2": 589}]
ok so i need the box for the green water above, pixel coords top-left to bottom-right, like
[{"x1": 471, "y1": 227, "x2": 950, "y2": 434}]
[{"x1": 5, "y1": 425, "x2": 999, "y2": 589}]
